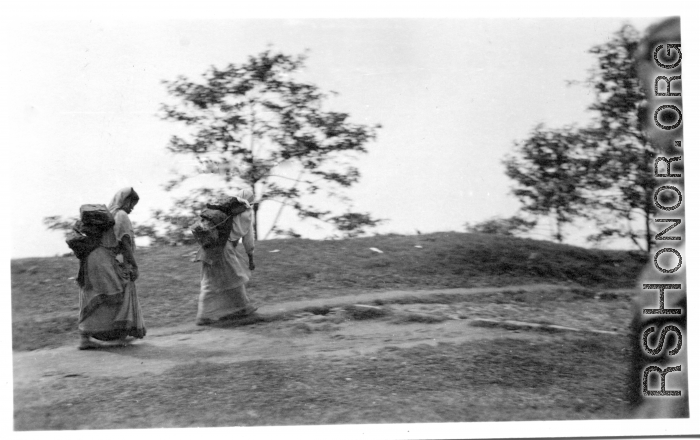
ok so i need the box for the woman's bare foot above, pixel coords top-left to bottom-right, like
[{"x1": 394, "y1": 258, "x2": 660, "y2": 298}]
[
  {"x1": 244, "y1": 305, "x2": 258, "y2": 316},
  {"x1": 219, "y1": 306, "x2": 259, "y2": 321},
  {"x1": 78, "y1": 335, "x2": 101, "y2": 350},
  {"x1": 113, "y1": 335, "x2": 133, "y2": 347}
]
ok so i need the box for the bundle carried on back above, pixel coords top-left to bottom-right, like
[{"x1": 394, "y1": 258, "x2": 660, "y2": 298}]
[
  {"x1": 79, "y1": 204, "x2": 115, "y2": 230},
  {"x1": 64, "y1": 204, "x2": 115, "y2": 288},
  {"x1": 191, "y1": 196, "x2": 249, "y2": 248},
  {"x1": 66, "y1": 204, "x2": 115, "y2": 259},
  {"x1": 191, "y1": 208, "x2": 230, "y2": 248},
  {"x1": 205, "y1": 195, "x2": 249, "y2": 217}
]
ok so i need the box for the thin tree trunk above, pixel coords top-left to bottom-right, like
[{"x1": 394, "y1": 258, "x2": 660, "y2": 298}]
[
  {"x1": 263, "y1": 169, "x2": 305, "y2": 240},
  {"x1": 645, "y1": 184, "x2": 653, "y2": 253},
  {"x1": 556, "y1": 219, "x2": 562, "y2": 243},
  {"x1": 645, "y1": 209, "x2": 651, "y2": 253},
  {"x1": 553, "y1": 210, "x2": 563, "y2": 243},
  {"x1": 253, "y1": 202, "x2": 259, "y2": 239},
  {"x1": 250, "y1": 102, "x2": 257, "y2": 239}
]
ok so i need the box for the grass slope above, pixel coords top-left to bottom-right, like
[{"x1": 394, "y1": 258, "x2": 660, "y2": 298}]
[{"x1": 11, "y1": 232, "x2": 647, "y2": 350}]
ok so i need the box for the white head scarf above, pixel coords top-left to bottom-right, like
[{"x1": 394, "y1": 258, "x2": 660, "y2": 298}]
[
  {"x1": 230, "y1": 189, "x2": 254, "y2": 239},
  {"x1": 108, "y1": 187, "x2": 139, "y2": 215},
  {"x1": 107, "y1": 187, "x2": 139, "y2": 243},
  {"x1": 234, "y1": 188, "x2": 254, "y2": 207}
]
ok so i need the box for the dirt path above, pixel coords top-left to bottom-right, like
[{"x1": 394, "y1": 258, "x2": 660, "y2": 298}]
[
  {"x1": 15, "y1": 286, "x2": 557, "y2": 382},
  {"x1": 14, "y1": 284, "x2": 628, "y2": 381},
  {"x1": 13, "y1": 284, "x2": 633, "y2": 428}
]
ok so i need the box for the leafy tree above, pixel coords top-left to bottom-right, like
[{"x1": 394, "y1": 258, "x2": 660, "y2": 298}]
[
  {"x1": 581, "y1": 24, "x2": 656, "y2": 252},
  {"x1": 504, "y1": 25, "x2": 656, "y2": 251},
  {"x1": 43, "y1": 216, "x2": 78, "y2": 237},
  {"x1": 159, "y1": 49, "x2": 381, "y2": 240},
  {"x1": 464, "y1": 215, "x2": 536, "y2": 237},
  {"x1": 503, "y1": 125, "x2": 593, "y2": 243}
]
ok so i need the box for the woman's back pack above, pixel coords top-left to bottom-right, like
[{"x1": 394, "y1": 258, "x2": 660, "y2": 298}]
[
  {"x1": 65, "y1": 204, "x2": 116, "y2": 259},
  {"x1": 192, "y1": 196, "x2": 249, "y2": 248}
]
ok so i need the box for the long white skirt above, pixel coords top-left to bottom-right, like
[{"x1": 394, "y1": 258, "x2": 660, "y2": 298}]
[{"x1": 197, "y1": 240, "x2": 256, "y2": 321}]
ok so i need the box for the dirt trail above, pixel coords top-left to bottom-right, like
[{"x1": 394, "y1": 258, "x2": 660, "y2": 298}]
[
  {"x1": 13, "y1": 284, "x2": 627, "y2": 412},
  {"x1": 14, "y1": 287, "x2": 542, "y2": 380}
]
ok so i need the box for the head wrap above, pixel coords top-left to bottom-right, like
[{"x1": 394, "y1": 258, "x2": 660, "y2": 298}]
[
  {"x1": 108, "y1": 187, "x2": 140, "y2": 216},
  {"x1": 230, "y1": 189, "x2": 254, "y2": 239},
  {"x1": 234, "y1": 188, "x2": 255, "y2": 209},
  {"x1": 107, "y1": 187, "x2": 139, "y2": 244}
]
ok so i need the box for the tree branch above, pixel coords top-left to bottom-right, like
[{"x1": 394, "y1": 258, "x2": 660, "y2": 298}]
[{"x1": 263, "y1": 169, "x2": 306, "y2": 239}]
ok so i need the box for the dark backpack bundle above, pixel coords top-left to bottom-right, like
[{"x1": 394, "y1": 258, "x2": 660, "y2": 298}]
[
  {"x1": 192, "y1": 195, "x2": 250, "y2": 249},
  {"x1": 206, "y1": 196, "x2": 249, "y2": 217},
  {"x1": 191, "y1": 208, "x2": 231, "y2": 248},
  {"x1": 80, "y1": 204, "x2": 115, "y2": 229},
  {"x1": 65, "y1": 227, "x2": 102, "y2": 260},
  {"x1": 65, "y1": 204, "x2": 115, "y2": 259}
]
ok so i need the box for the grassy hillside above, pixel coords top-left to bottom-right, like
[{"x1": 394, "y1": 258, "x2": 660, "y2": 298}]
[{"x1": 11, "y1": 232, "x2": 647, "y2": 350}]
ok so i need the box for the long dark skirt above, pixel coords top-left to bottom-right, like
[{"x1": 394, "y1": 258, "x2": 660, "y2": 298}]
[{"x1": 78, "y1": 247, "x2": 146, "y2": 340}]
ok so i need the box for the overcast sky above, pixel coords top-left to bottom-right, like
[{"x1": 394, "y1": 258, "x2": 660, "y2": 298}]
[{"x1": 0, "y1": 8, "x2": 677, "y2": 258}]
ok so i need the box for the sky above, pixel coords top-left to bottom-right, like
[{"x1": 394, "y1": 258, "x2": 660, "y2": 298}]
[{"x1": 0, "y1": 9, "x2": 677, "y2": 258}]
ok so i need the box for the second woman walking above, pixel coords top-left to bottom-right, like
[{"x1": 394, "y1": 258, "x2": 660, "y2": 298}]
[{"x1": 194, "y1": 189, "x2": 257, "y2": 325}]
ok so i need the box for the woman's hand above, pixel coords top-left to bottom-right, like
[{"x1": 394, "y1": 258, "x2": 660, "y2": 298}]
[
  {"x1": 120, "y1": 235, "x2": 139, "y2": 281},
  {"x1": 248, "y1": 254, "x2": 255, "y2": 271},
  {"x1": 121, "y1": 263, "x2": 138, "y2": 281},
  {"x1": 130, "y1": 266, "x2": 140, "y2": 281}
]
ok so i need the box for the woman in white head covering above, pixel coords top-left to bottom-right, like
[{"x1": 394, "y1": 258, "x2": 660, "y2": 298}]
[
  {"x1": 78, "y1": 187, "x2": 146, "y2": 349},
  {"x1": 194, "y1": 188, "x2": 257, "y2": 325},
  {"x1": 107, "y1": 187, "x2": 139, "y2": 256}
]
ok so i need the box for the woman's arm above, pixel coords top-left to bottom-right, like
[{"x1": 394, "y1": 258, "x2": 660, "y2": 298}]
[
  {"x1": 247, "y1": 252, "x2": 255, "y2": 270},
  {"x1": 242, "y1": 222, "x2": 255, "y2": 270},
  {"x1": 121, "y1": 235, "x2": 139, "y2": 281}
]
